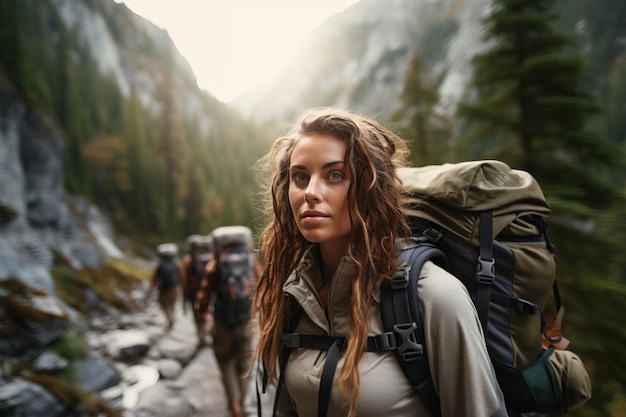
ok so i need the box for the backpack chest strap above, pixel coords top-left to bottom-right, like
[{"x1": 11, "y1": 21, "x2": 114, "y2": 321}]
[{"x1": 281, "y1": 331, "x2": 398, "y2": 352}]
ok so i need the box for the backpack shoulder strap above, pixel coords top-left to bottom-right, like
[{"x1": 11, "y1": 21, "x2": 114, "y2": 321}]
[
  {"x1": 380, "y1": 238, "x2": 447, "y2": 417},
  {"x1": 266, "y1": 302, "x2": 303, "y2": 417}
]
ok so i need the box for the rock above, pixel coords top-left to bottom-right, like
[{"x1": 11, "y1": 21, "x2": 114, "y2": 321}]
[
  {"x1": 99, "y1": 384, "x2": 124, "y2": 407},
  {"x1": 0, "y1": 377, "x2": 65, "y2": 417},
  {"x1": 156, "y1": 318, "x2": 198, "y2": 365},
  {"x1": 32, "y1": 350, "x2": 69, "y2": 372},
  {"x1": 73, "y1": 355, "x2": 121, "y2": 393},
  {"x1": 102, "y1": 329, "x2": 151, "y2": 361},
  {"x1": 130, "y1": 382, "x2": 195, "y2": 417},
  {"x1": 0, "y1": 302, "x2": 69, "y2": 358},
  {"x1": 158, "y1": 358, "x2": 181, "y2": 379},
  {"x1": 119, "y1": 364, "x2": 159, "y2": 409}
]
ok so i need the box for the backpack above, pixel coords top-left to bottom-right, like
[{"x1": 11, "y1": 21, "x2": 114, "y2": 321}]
[
  {"x1": 278, "y1": 160, "x2": 591, "y2": 416},
  {"x1": 156, "y1": 258, "x2": 179, "y2": 290},
  {"x1": 387, "y1": 160, "x2": 590, "y2": 414},
  {"x1": 211, "y1": 226, "x2": 256, "y2": 324},
  {"x1": 191, "y1": 251, "x2": 212, "y2": 287}
]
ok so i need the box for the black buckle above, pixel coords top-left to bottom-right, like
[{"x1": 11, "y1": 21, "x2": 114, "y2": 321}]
[
  {"x1": 515, "y1": 298, "x2": 538, "y2": 315},
  {"x1": 423, "y1": 227, "x2": 442, "y2": 242},
  {"x1": 392, "y1": 265, "x2": 410, "y2": 290},
  {"x1": 392, "y1": 322, "x2": 424, "y2": 361},
  {"x1": 370, "y1": 332, "x2": 397, "y2": 351},
  {"x1": 477, "y1": 257, "x2": 495, "y2": 284},
  {"x1": 281, "y1": 333, "x2": 301, "y2": 349}
]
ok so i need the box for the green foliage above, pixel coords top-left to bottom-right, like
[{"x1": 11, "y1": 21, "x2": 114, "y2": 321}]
[
  {"x1": 51, "y1": 256, "x2": 150, "y2": 314},
  {"x1": 457, "y1": 0, "x2": 626, "y2": 414},
  {"x1": 49, "y1": 330, "x2": 85, "y2": 361},
  {"x1": 392, "y1": 51, "x2": 454, "y2": 165},
  {"x1": 0, "y1": 0, "x2": 26, "y2": 91}
]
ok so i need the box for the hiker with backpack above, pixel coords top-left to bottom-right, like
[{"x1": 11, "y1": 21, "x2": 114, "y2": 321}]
[
  {"x1": 149, "y1": 243, "x2": 181, "y2": 331},
  {"x1": 250, "y1": 107, "x2": 509, "y2": 417},
  {"x1": 195, "y1": 225, "x2": 263, "y2": 417},
  {"x1": 181, "y1": 234, "x2": 214, "y2": 346}
]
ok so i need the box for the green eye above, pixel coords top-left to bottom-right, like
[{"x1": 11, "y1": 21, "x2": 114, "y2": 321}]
[
  {"x1": 293, "y1": 172, "x2": 308, "y2": 182},
  {"x1": 329, "y1": 171, "x2": 343, "y2": 180}
]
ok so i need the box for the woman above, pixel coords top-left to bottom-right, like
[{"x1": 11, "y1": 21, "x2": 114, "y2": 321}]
[{"x1": 252, "y1": 107, "x2": 508, "y2": 417}]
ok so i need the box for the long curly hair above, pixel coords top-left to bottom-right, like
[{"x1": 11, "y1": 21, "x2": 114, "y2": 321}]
[{"x1": 253, "y1": 107, "x2": 410, "y2": 417}]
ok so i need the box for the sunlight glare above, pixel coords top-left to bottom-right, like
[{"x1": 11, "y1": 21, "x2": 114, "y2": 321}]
[{"x1": 120, "y1": 0, "x2": 359, "y2": 102}]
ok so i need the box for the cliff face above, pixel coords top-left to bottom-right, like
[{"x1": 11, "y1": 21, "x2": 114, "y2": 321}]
[
  {"x1": 0, "y1": 84, "x2": 110, "y2": 295},
  {"x1": 0, "y1": 82, "x2": 141, "y2": 415},
  {"x1": 49, "y1": 0, "x2": 222, "y2": 133}
]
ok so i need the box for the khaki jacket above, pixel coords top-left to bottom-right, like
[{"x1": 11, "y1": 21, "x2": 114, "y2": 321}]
[{"x1": 276, "y1": 246, "x2": 508, "y2": 417}]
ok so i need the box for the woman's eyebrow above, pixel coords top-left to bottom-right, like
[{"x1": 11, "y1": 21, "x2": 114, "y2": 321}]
[
  {"x1": 322, "y1": 160, "x2": 345, "y2": 169},
  {"x1": 289, "y1": 160, "x2": 344, "y2": 170}
]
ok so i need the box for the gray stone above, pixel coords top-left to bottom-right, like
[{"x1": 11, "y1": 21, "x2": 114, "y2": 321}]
[
  {"x1": 73, "y1": 355, "x2": 121, "y2": 393},
  {"x1": 0, "y1": 377, "x2": 65, "y2": 417},
  {"x1": 32, "y1": 350, "x2": 69, "y2": 372},
  {"x1": 103, "y1": 329, "x2": 151, "y2": 361},
  {"x1": 158, "y1": 358, "x2": 181, "y2": 379}
]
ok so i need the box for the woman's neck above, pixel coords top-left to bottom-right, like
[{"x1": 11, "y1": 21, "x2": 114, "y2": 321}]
[{"x1": 318, "y1": 238, "x2": 350, "y2": 282}]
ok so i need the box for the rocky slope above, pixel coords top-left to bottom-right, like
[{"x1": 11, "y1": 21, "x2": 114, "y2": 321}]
[{"x1": 232, "y1": 0, "x2": 492, "y2": 123}]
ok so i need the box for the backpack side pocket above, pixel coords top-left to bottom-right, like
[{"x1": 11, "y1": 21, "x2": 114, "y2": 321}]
[
  {"x1": 548, "y1": 348, "x2": 592, "y2": 412},
  {"x1": 493, "y1": 347, "x2": 562, "y2": 413}
]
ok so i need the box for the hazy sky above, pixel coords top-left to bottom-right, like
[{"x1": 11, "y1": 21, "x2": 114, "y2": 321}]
[{"x1": 119, "y1": 0, "x2": 359, "y2": 102}]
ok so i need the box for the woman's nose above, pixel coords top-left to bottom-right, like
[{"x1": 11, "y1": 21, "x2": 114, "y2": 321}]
[{"x1": 304, "y1": 177, "x2": 321, "y2": 203}]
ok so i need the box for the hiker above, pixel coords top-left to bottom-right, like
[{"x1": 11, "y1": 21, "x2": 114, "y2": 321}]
[
  {"x1": 195, "y1": 225, "x2": 262, "y2": 417},
  {"x1": 251, "y1": 107, "x2": 508, "y2": 417},
  {"x1": 149, "y1": 243, "x2": 181, "y2": 331},
  {"x1": 181, "y1": 234, "x2": 214, "y2": 346}
]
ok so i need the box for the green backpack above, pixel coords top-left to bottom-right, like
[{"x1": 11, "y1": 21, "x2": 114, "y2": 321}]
[{"x1": 390, "y1": 160, "x2": 591, "y2": 414}]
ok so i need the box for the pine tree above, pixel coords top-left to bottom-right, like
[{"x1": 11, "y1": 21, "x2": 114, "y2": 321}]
[
  {"x1": 458, "y1": 1, "x2": 626, "y2": 414},
  {"x1": 154, "y1": 68, "x2": 186, "y2": 236},
  {"x1": 391, "y1": 52, "x2": 453, "y2": 165},
  {"x1": 458, "y1": 0, "x2": 618, "y2": 209},
  {"x1": 122, "y1": 91, "x2": 151, "y2": 233},
  {"x1": 0, "y1": 0, "x2": 26, "y2": 91}
]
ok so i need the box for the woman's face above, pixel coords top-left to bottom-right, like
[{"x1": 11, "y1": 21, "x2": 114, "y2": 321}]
[{"x1": 288, "y1": 133, "x2": 352, "y2": 250}]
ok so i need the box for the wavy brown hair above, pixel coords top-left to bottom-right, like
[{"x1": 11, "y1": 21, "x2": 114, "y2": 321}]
[{"x1": 253, "y1": 107, "x2": 410, "y2": 417}]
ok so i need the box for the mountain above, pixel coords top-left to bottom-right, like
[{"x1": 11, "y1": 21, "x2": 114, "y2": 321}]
[
  {"x1": 50, "y1": 0, "x2": 224, "y2": 133},
  {"x1": 232, "y1": 0, "x2": 488, "y2": 122},
  {"x1": 233, "y1": 0, "x2": 626, "y2": 151}
]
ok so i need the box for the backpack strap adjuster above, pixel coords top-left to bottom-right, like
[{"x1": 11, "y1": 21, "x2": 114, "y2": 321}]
[
  {"x1": 392, "y1": 322, "x2": 424, "y2": 361},
  {"x1": 282, "y1": 332, "x2": 301, "y2": 349},
  {"x1": 423, "y1": 227, "x2": 442, "y2": 242},
  {"x1": 367, "y1": 332, "x2": 398, "y2": 351},
  {"x1": 515, "y1": 298, "x2": 538, "y2": 315},
  {"x1": 392, "y1": 265, "x2": 410, "y2": 290}
]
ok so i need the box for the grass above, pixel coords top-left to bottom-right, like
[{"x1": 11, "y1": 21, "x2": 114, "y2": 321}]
[{"x1": 51, "y1": 255, "x2": 152, "y2": 314}]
